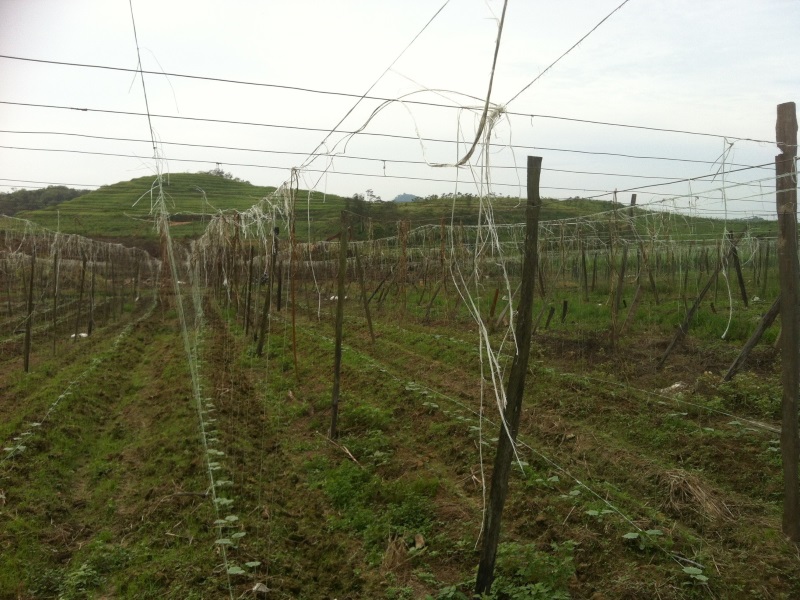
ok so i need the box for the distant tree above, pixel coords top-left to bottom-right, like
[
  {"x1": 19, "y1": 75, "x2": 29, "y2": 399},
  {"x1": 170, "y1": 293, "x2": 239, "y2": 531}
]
[
  {"x1": 0, "y1": 186, "x2": 88, "y2": 216},
  {"x1": 199, "y1": 167, "x2": 249, "y2": 184}
]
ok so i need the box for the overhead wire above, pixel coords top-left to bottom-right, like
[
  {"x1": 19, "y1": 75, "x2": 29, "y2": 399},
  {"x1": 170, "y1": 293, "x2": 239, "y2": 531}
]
[
  {"x1": 506, "y1": 0, "x2": 634, "y2": 106},
  {"x1": 0, "y1": 127, "x2": 773, "y2": 169},
  {"x1": 0, "y1": 53, "x2": 781, "y2": 144}
]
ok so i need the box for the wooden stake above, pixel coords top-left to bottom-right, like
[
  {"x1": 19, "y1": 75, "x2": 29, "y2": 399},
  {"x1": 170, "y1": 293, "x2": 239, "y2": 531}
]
[
  {"x1": 544, "y1": 305, "x2": 556, "y2": 329},
  {"x1": 88, "y1": 258, "x2": 95, "y2": 336},
  {"x1": 729, "y1": 231, "x2": 749, "y2": 308},
  {"x1": 775, "y1": 101, "x2": 800, "y2": 541},
  {"x1": 330, "y1": 212, "x2": 349, "y2": 439},
  {"x1": 256, "y1": 230, "x2": 278, "y2": 357},
  {"x1": 657, "y1": 235, "x2": 742, "y2": 369},
  {"x1": 244, "y1": 245, "x2": 254, "y2": 335},
  {"x1": 75, "y1": 255, "x2": 86, "y2": 342},
  {"x1": 620, "y1": 283, "x2": 643, "y2": 336},
  {"x1": 51, "y1": 245, "x2": 60, "y2": 354},
  {"x1": 476, "y1": 156, "x2": 542, "y2": 595},
  {"x1": 723, "y1": 297, "x2": 780, "y2": 382},
  {"x1": 23, "y1": 246, "x2": 35, "y2": 373},
  {"x1": 354, "y1": 242, "x2": 375, "y2": 342}
]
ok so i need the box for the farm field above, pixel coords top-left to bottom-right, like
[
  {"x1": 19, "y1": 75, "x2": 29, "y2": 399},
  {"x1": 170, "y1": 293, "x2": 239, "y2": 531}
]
[
  {"x1": 1, "y1": 227, "x2": 799, "y2": 599},
  {"x1": 2, "y1": 0, "x2": 797, "y2": 596}
]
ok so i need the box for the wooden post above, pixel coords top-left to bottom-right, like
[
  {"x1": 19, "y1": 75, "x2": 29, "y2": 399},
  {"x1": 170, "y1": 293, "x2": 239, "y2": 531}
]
[
  {"x1": 775, "y1": 101, "x2": 800, "y2": 541},
  {"x1": 611, "y1": 245, "x2": 628, "y2": 349},
  {"x1": 256, "y1": 229, "x2": 278, "y2": 357},
  {"x1": 354, "y1": 242, "x2": 375, "y2": 342},
  {"x1": 330, "y1": 212, "x2": 349, "y2": 439},
  {"x1": 620, "y1": 282, "x2": 643, "y2": 335},
  {"x1": 276, "y1": 260, "x2": 284, "y2": 312},
  {"x1": 488, "y1": 288, "x2": 500, "y2": 322},
  {"x1": 581, "y1": 241, "x2": 589, "y2": 301},
  {"x1": 88, "y1": 258, "x2": 95, "y2": 336},
  {"x1": 723, "y1": 297, "x2": 780, "y2": 382},
  {"x1": 290, "y1": 196, "x2": 299, "y2": 376},
  {"x1": 544, "y1": 305, "x2": 556, "y2": 329},
  {"x1": 23, "y1": 246, "x2": 36, "y2": 372},
  {"x1": 424, "y1": 282, "x2": 442, "y2": 322},
  {"x1": 762, "y1": 241, "x2": 771, "y2": 298},
  {"x1": 657, "y1": 235, "x2": 742, "y2": 370},
  {"x1": 244, "y1": 245, "x2": 254, "y2": 335},
  {"x1": 475, "y1": 156, "x2": 542, "y2": 595},
  {"x1": 75, "y1": 255, "x2": 86, "y2": 342},
  {"x1": 729, "y1": 231, "x2": 749, "y2": 308},
  {"x1": 51, "y1": 244, "x2": 60, "y2": 354}
]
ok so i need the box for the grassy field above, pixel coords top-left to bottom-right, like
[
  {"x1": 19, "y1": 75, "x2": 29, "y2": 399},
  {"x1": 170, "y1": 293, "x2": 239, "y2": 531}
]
[
  {"x1": 1, "y1": 176, "x2": 795, "y2": 598},
  {"x1": 0, "y1": 235, "x2": 797, "y2": 598}
]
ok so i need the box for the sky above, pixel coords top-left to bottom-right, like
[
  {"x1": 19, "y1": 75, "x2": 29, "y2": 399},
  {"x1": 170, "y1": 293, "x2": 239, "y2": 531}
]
[{"x1": 0, "y1": 0, "x2": 798, "y2": 219}]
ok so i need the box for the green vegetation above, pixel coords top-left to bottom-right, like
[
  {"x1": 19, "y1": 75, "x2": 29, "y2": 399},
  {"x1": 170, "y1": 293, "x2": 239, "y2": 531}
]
[
  {"x1": 16, "y1": 171, "x2": 778, "y2": 245},
  {"x1": 0, "y1": 185, "x2": 89, "y2": 216},
  {"x1": 0, "y1": 171, "x2": 795, "y2": 598}
]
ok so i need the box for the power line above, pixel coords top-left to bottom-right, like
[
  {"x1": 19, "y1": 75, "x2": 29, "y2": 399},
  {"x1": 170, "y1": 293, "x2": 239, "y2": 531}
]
[
  {"x1": 0, "y1": 144, "x2": 778, "y2": 204},
  {"x1": 0, "y1": 177, "x2": 97, "y2": 187},
  {"x1": 506, "y1": 0, "x2": 633, "y2": 105},
  {"x1": 0, "y1": 142, "x2": 774, "y2": 188},
  {"x1": 0, "y1": 54, "x2": 778, "y2": 143},
  {"x1": 299, "y1": 0, "x2": 452, "y2": 172},
  {"x1": 1, "y1": 128, "x2": 750, "y2": 181},
  {"x1": 0, "y1": 112, "x2": 774, "y2": 171}
]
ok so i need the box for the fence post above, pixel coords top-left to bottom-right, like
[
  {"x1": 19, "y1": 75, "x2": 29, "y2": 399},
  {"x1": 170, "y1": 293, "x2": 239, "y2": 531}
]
[
  {"x1": 475, "y1": 156, "x2": 542, "y2": 595},
  {"x1": 775, "y1": 101, "x2": 800, "y2": 542}
]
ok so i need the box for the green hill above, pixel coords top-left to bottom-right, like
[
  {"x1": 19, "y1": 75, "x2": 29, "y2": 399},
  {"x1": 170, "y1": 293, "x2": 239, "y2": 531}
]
[{"x1": 16, "y1": 172, "x2": 776, "y2": 247}]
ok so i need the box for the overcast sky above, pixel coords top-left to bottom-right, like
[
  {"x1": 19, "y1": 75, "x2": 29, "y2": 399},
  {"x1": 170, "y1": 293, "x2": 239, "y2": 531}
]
[{"x1": 1, "y1": 0, "x2": 798, "y2": 218}]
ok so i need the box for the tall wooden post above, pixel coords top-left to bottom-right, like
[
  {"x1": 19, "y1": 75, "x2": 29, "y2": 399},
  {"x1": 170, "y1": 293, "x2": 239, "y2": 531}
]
[
  {"x1": 23, "y1": 246, "x2": 36, "y2": 373},
  {"x1": 475, "y1": 157, "x2": 542, "y2": 595},
  {"x1": 775, "y1": 101, "x2": 800, "y2": 542},
  {"x1": 87, "y1": 258, "x2": 95, "y2": 336},
  {"x1": 75, "y1": 255, "x2": 86, "y2": 342},
  {"x1": 330, "y1": 212, "x2": 349, "y2": 439},
  {"x1": 354, "y1": 242, "x2": 375, "y2": 342},
  {"x1": 244, "y1": 245, "x2": 254, "y2": 335},
  {"x1": 256, "y1": 228, "x2": 278, "y2": 357},
  {"x1": 51, "y1": 244, "x2": 60, "y2": 354}
]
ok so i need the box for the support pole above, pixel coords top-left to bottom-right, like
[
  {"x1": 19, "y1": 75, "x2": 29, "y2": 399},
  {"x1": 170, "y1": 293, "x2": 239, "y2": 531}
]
[
  {"x1": 74, "y1": 255, "x2": 86, "y2": 342},
  {"x1": 775, "y1": 101, "x2": 800, "y2": 541},
  {"x1": 723, "y1": 297, "x2": 780, "y2": 382},
  {"x1": 657, "y1": 235, "x2": 742, "y2": 370},
  {"x1": 23, "y1": 246, "x2": 35, "y2": 373},
  {"x1": 330, "y1": 212, "x2": 349, "y2": 439},
  {"x1": 88, "y1": 258, "x2": 95, "y2": 336},
  {"x1": 475, "y1": 156, "x2": 542, "y2": 595},
  {"x1": 51, "y1": 244, "x2": 60, "y2": 354},
  {"x1": 354, "y1": 242, "x2": 375, "y2": 342}
]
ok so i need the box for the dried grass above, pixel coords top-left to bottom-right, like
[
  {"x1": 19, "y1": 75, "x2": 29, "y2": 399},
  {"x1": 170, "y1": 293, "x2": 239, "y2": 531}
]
[
  {"x1": 381, "y1": 535, "x2": 409, "y2": 575},
  {"x1": 659, "y1": 469, "x2": 733, "y2": 521}
]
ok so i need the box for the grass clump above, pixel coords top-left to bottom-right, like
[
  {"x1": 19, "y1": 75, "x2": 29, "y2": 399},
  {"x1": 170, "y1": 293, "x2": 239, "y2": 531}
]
[{"x1": 305, "y1": 457, "x2": 438, "y2": 562}]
